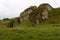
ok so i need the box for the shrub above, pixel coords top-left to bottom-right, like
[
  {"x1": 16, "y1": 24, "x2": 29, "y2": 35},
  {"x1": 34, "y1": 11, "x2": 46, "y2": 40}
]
[
  {"x1": 7, "y1": 20, "x2": 15, "y2": 28},
  {"x1": 3, "y1": 18, "x2": 9, "y2": 21},
  {"x1": 0, "y1": 19, "x2": 1, "y2": 21},
  {"x1": 7, "y1": 17, "x2": 20, "y2": 28}
]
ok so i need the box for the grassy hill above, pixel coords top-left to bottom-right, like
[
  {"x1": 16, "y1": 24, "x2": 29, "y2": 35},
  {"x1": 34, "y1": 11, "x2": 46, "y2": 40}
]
[{"x1": 0, "y1": 8, "x2": 60, "y2": 40}]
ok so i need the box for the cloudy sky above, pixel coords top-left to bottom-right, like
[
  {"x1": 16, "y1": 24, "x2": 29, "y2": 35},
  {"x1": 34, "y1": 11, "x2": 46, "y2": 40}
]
[{"x1": 0, "y1": 0, "x2": 60, "y2": 19}]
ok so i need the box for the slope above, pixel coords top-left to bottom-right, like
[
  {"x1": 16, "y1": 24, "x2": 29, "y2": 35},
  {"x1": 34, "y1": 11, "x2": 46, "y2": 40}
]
[{"x1": 0, "y1": 8, "x2": 60, "y2": 40}]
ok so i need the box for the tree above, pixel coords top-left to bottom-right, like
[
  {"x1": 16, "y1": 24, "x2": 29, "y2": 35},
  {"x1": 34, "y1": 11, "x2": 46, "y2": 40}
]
[{"x1": 3, "y1": 18, "x2": 9, "y2": 21}]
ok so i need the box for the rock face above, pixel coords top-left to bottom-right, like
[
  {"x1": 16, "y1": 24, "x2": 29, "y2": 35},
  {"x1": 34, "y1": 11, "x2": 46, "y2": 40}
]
[
  {"x1": 20, "y1": 3, "x2": 53, "y2": 24},
  {"x1": 29, "y1": 3, "x2": 53, "y2": 24},
  {"x1": 20, "y1": 6, "x2": 37, "y2": 23},
  {"x1": 8, "y1": 3, "x2": 53, "y2": 27}
]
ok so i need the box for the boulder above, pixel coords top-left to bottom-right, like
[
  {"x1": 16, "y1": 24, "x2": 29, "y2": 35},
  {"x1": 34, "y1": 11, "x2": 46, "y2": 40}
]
[
  {"x1": 29, "y1": 3, "x2": 53, "y2": 24},
  {"x1": 20, "y1": 6, "x2": 37, "y2": 23}
]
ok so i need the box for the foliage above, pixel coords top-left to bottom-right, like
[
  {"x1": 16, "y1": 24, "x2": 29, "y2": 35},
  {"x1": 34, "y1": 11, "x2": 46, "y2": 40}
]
[
  {"x1": 3, "y1": 18, "x2": 10, "y2": 21},
  {"x1": 0, "y1": 8, "x2": 60, "y2": 40},
  {"x1": 7, "y1": 17, "x2": 20, "y2": 28},
  {"x1": 7, "y1": 20, "x2": 14, "y2": 28}
]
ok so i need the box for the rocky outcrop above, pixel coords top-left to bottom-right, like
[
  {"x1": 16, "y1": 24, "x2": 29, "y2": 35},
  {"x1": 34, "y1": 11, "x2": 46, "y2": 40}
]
[
  {"x1": 29, "y1": 3, "x2": 53, "y2": 24},
  {"x1": 20, "y1": 3, "x2": 53, "y2": 24},
  {"x1": 19, "y1": 6, "x2": 37, "y2": 23},
  {"x1": 8, "y1": 3, "x2": 53, "y2": 27}
]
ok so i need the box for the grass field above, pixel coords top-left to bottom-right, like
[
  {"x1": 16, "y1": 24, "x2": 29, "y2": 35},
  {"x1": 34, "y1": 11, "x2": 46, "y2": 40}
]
[{"x1": 0, "y1": 8, "x2": 60, "y2": 40}]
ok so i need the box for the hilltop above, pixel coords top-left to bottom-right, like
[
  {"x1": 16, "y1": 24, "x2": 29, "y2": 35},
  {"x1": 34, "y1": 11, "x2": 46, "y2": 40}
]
[
  {"x1": 0, "y1": 3, "x2": 60, "y2": 40},
  {"x1": 7, "y1": 3, "x2": 53, "y2": 27}
]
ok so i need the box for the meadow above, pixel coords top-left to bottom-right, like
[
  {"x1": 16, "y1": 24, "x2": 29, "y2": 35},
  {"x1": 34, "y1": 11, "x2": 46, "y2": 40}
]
[{"x1": 0, "y1": 8, "x2": 60, "y2": 40}]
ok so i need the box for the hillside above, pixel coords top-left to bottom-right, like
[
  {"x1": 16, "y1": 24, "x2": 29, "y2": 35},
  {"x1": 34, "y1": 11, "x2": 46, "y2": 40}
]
[{"x1": 0, "y1": 7, "x2": 60, "y2": 40}]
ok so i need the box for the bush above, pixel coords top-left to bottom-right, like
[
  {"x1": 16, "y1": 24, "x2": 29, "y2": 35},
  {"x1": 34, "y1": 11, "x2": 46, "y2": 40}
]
[
  {"x1": 3, "y1": 18, "x2": 9, "y2": 21},
  {"x1": 7, "y1": 20, "x2": 15, "y2": 28},
  {"x1": 0, "y1": 19, "x2": 1, "y2": 21},
  {"x1": 7, "y1": 17, "x2": 20, "y2": 28}
]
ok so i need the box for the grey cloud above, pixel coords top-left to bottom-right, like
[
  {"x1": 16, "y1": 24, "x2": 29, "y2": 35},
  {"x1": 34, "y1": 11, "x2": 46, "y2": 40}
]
[{"x1": 0, "y1": 0, "x2": 60, "y2": 19}]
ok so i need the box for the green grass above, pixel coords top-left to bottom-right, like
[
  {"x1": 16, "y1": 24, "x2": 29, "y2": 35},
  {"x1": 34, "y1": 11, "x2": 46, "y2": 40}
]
[{"x1": 0, "y1": 8, "x2": 60, "y2": 40}]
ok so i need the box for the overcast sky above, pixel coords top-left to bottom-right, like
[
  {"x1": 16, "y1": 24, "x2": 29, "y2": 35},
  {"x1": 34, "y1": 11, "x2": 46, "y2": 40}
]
[{"x1": 0, "y1": 0, "x2": 60, "y2": 19}]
